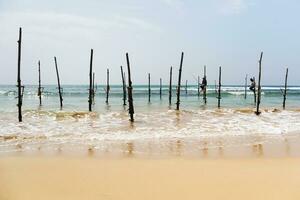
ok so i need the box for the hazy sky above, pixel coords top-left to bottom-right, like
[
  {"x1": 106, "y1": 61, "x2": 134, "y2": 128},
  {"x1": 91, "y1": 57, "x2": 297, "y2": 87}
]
[{"x1": 0, "y1": 0, "x2": 299, "y2": 85}]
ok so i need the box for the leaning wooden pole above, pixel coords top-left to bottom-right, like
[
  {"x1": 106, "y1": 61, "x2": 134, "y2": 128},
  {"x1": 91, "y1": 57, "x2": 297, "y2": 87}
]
[
  {"x1": 106, "y1": 68, "x2": 110, "y2": 104},
  {"x1": 120, "y1": 66, "x2": 127, "y2": 106},
  {"x1": 244, "y1": 74, "x2": 247, "y2": 99},
  {"x1": 38, "y1": 60, "x2": 42, "y2": 106},
  {"x1": 54, "y1": 56, "x2": 63, "y2": 109},
  {"x1": 17, "y1": 27, "x2": 23, "y2": 122},
  {"x1": 92, "y1": 72, "x2": 95, "y2": 104},
  {"x1": 217, "y1": 66, "x2": 222, "y2": 108},
  {"x1": 126, "y1": 53, "x2": 134, "y2": 122},
  {"x1": 159, "y1": 78, "x2": 162, "y2": 100},
  {"x1": 283, "y1": 68, "x2": 289, "y2": 109},
  {"x1": 203, "y1": 65, "x2": 207, "y2": 104},
  {"x1": 88, "y1": 49, "x2": 93, "y2": 111},
  {"x1": 124, "y1": 73, "x2": 127, "y2": 101},
  {"x1": 176, "y1": 52, "x2": 184, "y2": 110},
  {"x1": 148, "y1": 73, "x2": 151, "y2": 103},
  {"x1": 169, "y1": 66, "x2": 173, "y2": 106},
  {"x1": 255, "y1": 52, "x2": 263, "y2": 115}
]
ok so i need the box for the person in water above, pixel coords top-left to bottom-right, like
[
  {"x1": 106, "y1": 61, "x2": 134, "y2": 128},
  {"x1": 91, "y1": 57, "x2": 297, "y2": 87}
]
[
  {"x1": 249, "y1": 77, "x2": 256, "y2": 92},
  {"x1": 200, "y1": 76, "x2": 207, "y2": 91}
]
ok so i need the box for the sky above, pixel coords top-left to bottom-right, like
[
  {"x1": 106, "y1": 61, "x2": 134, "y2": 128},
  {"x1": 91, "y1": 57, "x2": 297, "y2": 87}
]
[{"x1": 0, "y1": 0, "x2": 299, "y2": 85}]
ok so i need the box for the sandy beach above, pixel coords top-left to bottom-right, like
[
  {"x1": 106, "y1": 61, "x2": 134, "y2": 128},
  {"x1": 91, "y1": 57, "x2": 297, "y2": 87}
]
[{"x1": 1, "y1": 156, "x2": 300, "y2": 200}]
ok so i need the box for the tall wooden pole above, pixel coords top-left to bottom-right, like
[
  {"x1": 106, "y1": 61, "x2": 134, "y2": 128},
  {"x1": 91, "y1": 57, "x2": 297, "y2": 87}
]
[
  {"x1": 203, "y1": 65, "x2": 207, "y2": 104},
  {"x1": 17, "y1": 27, "x2": 23, "y2": 122},
  {"x1": 169, "y1": 66, "x2": 172, "y2": 106},
  {"x1": 124, "y1": 73, "x2": 127, "y2": 101},
  {"x1": 54, "y1": 56, "x2": 63, "y2": 109},
  {"x1": 197, "y1": 75, "x2": 200, "y2": 97},
  {"x1": 38, "y1": 60, "x2": 42, "y2": 106},
  {"x1": 176, "y1": 52, "x2": 184, "y2": 110},
  {"x1": 244, "y1": 74, "x2": 247, "y2": 99},
  {"x1": 283, "y1": 68, "x2": 289, "y2": 109},
  {"x1": 185, "y1": 80, "x2": 188, "y2": 96},
  {"x1": 217, "y1": 66, "x2": 221, "y2": 108},
  {"x1": 126, "y1": 53, "x2": 134, "y2": 122},
  {"x1": 253, "y1": 77, "x2": 257, "y2": 104},
  {"x1": 148, "y1": 73, "x2": 151, "y2": 103},
  {"x1": 88, "y1": 49, "x2": 93, "y2": 111},
  {"x1": 106, "y1": 68, "x2": 110, "y2": 104},
  {"x1": 120, "y1": 66, "x2": 127, "y2": 106},
  {"x1": 255, "y1": 52, "x2": 263, "y2": 115},
  {"x1": 92, "y1": 72, "x2": 95, "y2": 104},
  {"x1": 214, "y1": 80, "x2": 217, "y2": 93},
  {"x1": 159, "y1": 78, "x2": 162, "y2": 100}
]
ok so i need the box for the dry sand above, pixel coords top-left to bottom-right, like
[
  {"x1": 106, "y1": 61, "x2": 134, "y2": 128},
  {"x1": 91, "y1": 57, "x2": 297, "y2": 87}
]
[{"x1": 1, "y1": 156, "x2": 300, "y2": 200}]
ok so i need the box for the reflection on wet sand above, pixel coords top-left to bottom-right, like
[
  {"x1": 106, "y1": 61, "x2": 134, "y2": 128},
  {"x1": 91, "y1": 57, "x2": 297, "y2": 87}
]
[
  {"x1": 284, "y1": 138, "x2": 290, "y2": 156},
  {"x1": 124, "y1": 142, "x2": 134, "y2": 156},
  {"x1": 175, "y1": 140, "x2": 183, "y2": 156},
  {"x1": 252, "y1": 143, "x2": 264, "y2": 157},
  {"x1": 129, "y1": 121, "x2": 135, "y2": 129},
  {"x1": 217, "y1": 141, "x2": 224, "y2": 157},
  {"x1": 201, "y1": 141, "x2": 208, "y2": 157},
  {"x1": 175, "y1": 111, "x2": 181, "y2": 127},
  {"x1": 56, "y1": 145, "x2": 62, "y2": 154},
  {"x1": 88, "y1": 145, "x2": 95, "y2": 156},
  {"x1": 16, "y1": 143, "x2": 22, "y2": 150}
]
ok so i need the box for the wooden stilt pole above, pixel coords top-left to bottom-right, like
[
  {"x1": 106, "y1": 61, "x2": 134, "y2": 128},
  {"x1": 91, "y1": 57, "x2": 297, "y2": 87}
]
[
  {"x1": 214, "y1": 80, "x2": 217, "y2": 93},
  {"x1": 203, "y1": 65, "x2": 207, "y2": 104},
  {"x1": 255, "y1": 52, "x2": 263, "y2": 115},
  {"x1": 120, "y1": 66, "x2": 127, "y2": 106},
  {"x1": 217, "y1": 66, "x2": 221, "y2": 108},
  {"x1": 160, "y1": 78, "x2": 162, "y2": 100},
  {"x1": 244, "y1": 74, "x2": 247, "y2": 99},
  {"x1": 106, "y1": 68, "x2": 110, "y2": 104},
  {"x1": 185, "y1": 80, "x2": 188, "y2": 96},
  {"x1": 169, "y1": 66, "x2": 172, "y2": 106},
  {"x1": 88, "y1": 49, "x2": 93, "y2": 111},
  {"x1": 92, "y1": 72, "x2": 95, "y2": 104},
  {"x1": 148, "y1": 73, "x2": 151, "y2": 103},
  {"x1": 283, "y1": 68, "x2": 289, "y2": 109},
  {"x1": 176, "y1": 52, "x2": 184, "y2": 110},
  {"x1": 253, "y1": 77, "x2": 257, "y2": 104},
  {"x1": 38, "y1": 60, "x2": 42, "y2": 106},
  {"x1": 197, "y1": 75, "x2": 200, "y2": 97},
  {"x1": 17, "y1": 27, "x2": 23, "y2": 122},
  {"x1": 54, "y1": 56, "x2": 63, "y2": 109},
  {"x1": 126, "y1": 53, "x2": 134, "y2": 122}
]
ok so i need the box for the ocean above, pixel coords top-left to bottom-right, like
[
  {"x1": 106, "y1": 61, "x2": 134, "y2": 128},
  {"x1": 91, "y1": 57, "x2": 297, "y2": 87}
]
[{"x1": 0, "y1": 84, "x2": 300, "y2": 156}]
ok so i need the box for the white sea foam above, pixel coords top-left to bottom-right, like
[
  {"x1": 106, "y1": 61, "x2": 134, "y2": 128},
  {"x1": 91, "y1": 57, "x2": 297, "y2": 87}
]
[{"x1": 1, "y1": 108, "x2": 300, "y2": 154}]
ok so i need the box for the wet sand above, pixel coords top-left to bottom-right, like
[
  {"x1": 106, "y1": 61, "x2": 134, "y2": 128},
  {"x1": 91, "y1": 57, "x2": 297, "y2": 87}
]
[{"x1": 1, "y1": 156, "x2": 300, "y2": 200}]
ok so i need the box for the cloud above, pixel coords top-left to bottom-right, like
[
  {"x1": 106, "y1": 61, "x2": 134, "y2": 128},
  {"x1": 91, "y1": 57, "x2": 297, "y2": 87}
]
[
  {"x1": 0, "y1": 11, "x2": 162, "y2": 42},
  {"x1": 219, "y1": 0, "x2": 249, "y2": 15},
  {"x1": 161, "y1": 0, "x2": 185, "y2": 14}
]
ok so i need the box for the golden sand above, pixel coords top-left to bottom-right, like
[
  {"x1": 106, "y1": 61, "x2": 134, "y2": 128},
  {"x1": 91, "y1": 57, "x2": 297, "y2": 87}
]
[{"x1": 1, "y1": 156, "x2": 300, "y2": 200}]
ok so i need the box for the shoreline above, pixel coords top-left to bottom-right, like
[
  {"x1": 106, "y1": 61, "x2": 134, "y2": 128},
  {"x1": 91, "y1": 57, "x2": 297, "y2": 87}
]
[{"x1": 1, "y1": 132, "x2": 300, "y2": 159}]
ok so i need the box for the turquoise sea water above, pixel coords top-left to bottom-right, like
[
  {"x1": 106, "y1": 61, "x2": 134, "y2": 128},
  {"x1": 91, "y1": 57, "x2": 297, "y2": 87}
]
[
  {"x1": 0, "y1": 84, "x2": 300, "y2": 111},
  {"x1": 0, "y1": 84, "x2": 300, "y2": 156}
]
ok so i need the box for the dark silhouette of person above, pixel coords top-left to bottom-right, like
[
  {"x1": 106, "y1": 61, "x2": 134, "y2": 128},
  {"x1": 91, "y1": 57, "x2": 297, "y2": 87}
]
[
  {"x1": 200, "y1": 76, "x2": 207, "y2": 91},
  {"x1": 249, "y1": 77, "x2": 256, "y2": 92}
]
